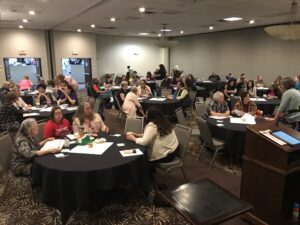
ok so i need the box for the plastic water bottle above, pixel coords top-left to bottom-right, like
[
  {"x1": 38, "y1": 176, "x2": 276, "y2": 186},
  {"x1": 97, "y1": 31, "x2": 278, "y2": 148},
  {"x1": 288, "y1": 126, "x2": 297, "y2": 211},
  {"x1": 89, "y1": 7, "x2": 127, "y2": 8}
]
[
  {"x1": 292, "y1": 203, "x2": 299, "y2": 223},
  {"x1": 154, "y1": 90, "x2": 157, "y2": 97}
]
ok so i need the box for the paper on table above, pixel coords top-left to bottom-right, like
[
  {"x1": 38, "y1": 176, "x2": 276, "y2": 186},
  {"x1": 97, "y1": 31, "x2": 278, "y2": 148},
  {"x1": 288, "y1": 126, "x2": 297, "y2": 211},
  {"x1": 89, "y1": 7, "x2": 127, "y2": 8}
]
[
  {"x1": 66, "y1": 106, "x2": 78, "y2": 111},
  {"x1": 120, "y1": 148, "x2": 143, "y2": 157},
  {"x1": 66, "y1": 134, "x2": 75, "y2": 140},
  {"x1": 41, "y1": 139, "x2": 64, "y2": 150},
  {"x1": 117, "y1": 143, "x2": 125, "y2": 147},
  {"x1": 202, "y1": 80, "x2": 212, "y2": 83},
  {"x1": 23, "y1": 112, "x2": 40, "y2": 117},
  {"x1": 70, "y1": 142, "x2": 113, "y2": 155},
  {"x1": 111, "y1": 134, "x2": 121, "y2": 137},
  {"x1": 256, "y1": 87, "x2": 269, "y2": 90},
  {"x1": 149, "y1": 97, "x2": 166, "y2": 101},
  {"x1": 209, "y1": 116, "x2": 228, "y2": 119},
  {"x1": 250, "y1": 98, "x2": 266, "y2": 102},
  {"x1": 39, "y1": 107, "x2": 53, "y2": 112},
  {"x1": 230, "y1": 113, "x2": 256, "y2": 125}
]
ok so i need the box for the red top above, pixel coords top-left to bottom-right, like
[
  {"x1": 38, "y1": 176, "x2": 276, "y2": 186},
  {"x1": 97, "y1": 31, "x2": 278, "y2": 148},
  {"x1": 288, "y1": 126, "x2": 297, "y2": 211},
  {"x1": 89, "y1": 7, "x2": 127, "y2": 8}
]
[
  {"x1": 93, "y1": 84, "x2": 100, "y2": 92},
  {"x1": 43, "y1": 119, "x2": 72, "y2": 139}
]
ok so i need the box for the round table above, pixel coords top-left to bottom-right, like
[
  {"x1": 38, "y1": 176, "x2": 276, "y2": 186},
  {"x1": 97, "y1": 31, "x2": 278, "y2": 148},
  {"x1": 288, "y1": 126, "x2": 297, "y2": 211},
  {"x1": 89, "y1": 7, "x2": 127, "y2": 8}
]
[
  {"x1": 31, "y1": 133, "x2": 150, "y2": 224},
  {"x1": 256, "y1": 87, "x2": 269, "y2": 97},
  {"x1": 140, "y1": 97, "x2": 180, "y2": 116},
  {"x1": 253, "y1": 99, "x2": 280, "y2": 116},
  {"x1": 206, "y1": 117, "x2": 264, "y2": 164},
  {"x1": 196, "y1": 81, "x2": 217, "y2": 97}
]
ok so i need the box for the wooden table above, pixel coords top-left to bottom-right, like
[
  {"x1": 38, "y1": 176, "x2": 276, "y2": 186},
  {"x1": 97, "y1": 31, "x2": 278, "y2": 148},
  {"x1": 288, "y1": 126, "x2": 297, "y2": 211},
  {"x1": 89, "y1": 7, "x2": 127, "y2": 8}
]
[{"x1": 158, "y1": 178, "x2": 252, "y2": 225}]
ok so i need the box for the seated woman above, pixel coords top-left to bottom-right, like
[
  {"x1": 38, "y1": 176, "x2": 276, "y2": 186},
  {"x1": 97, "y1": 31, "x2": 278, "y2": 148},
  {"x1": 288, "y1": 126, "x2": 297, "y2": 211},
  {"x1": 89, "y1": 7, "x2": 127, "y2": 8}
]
[
  {"x1": 11, "y1": 87, "x2": 32, "y2": 111},
  {"x1": 208, "y1": 91, "x2": 230, "y2": 117},
  {"x1": 161, "y1": 78, "x2": 175, "y2": 94},
  {"x1": 73, "y1": 102, "x2": 109, "y2": 134},
  {"x1": 267, "y1": 76, "x2": 282, "y2": 99},
  {"x1": 174, "y1": 80, "x2": 191, "y2": 108},
  {"x1": 232, "y1": 92, "x2": 257, "y2": 117},
  {"x1": 255, "y1": 75, "x2": 266, "y2": 87},
  {"x1": 43, "y1": 106, "x2": 72, "y2": 139},
  {"x1": 126, "y1": 106, "x2": 179, "y2": 170},
  {"x1": 57, "y1": 84, "x2": 78, "y2": 105},
  {"x1": 122, "y1": 86, "x2": 145, "y2": 117},
  {"x1": 185, "y1": 74, "x2": 196, "y2": 91},
  {"x1": 137, "y1": 79, "x2": 152, "y2": 98},
  {"x1": 294, "y1": 75, "x2": 300, "y2": 90},
  {"x1": 35, "y1": 83, "x2": 52, "y2": 105},
  {"x1": 146, "y1": 71, "x2": 155, "y2": 81},
  {"x1": 10, "y1": 118, "x2": 60, "y2": 176},
  {"x1": 224, "y1": 78, "x2": 237, "y2": 99},
  {"x1": 116, "y1": 81, "x2": 129, "y2": 106},
  {"x1": 247, "y1": 80, "x2": 256, "y2": 97},
  {"x1": 0, "y1": 92, "x2": 23, "y2": 133},
  {"x1": 90, "y1": 78, "x2": 110, "y2": 101}
]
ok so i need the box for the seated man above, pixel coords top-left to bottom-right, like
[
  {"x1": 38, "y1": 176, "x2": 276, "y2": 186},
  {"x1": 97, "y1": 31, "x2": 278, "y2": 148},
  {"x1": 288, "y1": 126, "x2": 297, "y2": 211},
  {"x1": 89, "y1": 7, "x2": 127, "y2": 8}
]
[{"x1": 208, "y1": 91, "x2": 230, "y2": 117}]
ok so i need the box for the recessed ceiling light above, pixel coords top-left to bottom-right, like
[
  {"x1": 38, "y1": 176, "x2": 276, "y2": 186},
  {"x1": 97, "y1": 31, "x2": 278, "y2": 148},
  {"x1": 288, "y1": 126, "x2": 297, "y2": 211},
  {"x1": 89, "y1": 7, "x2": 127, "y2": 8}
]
[
  {"x1": 22, "y1": 19, "x2": 28, "y2": 23},
  {"x1": 160, "y1": 28, "x2": 172, "y2": 32},
  {"x1": 158, "y1": 34, "x2": 161, "y2": 37},
  {"x1": 77, "y1": 29, "x2": 81, "y2": 32},
  {"x1": 139, "y1": 32, "x2": 149, "y2": 36},
  {"x1": 249, "y1": 20, "x2": 255, "y2": 24},
  {"x1": 110, "y1": 17, "x2": 116, "y2": 22},
  {"x1": 180, "y1": 30, "x2": 184, "y2": 34},
  {"x1": 18, "y1": 25, "x2": 23, "y2": 29},
  {"x1": 139, "y1": 7, "x2": 145, "y2": 13},
  {"x1": 90, "y1": 24, "x2": 95, "y2": 28},
  {"x1": 223, "y1": 17, "x2": 243, "y2": 22},
  {"x1": 209, "y1": 26, "x2": 214, "y2": 30},
  {"x1": 29, "y1": 10, "x2": 35, "y2": 15}
]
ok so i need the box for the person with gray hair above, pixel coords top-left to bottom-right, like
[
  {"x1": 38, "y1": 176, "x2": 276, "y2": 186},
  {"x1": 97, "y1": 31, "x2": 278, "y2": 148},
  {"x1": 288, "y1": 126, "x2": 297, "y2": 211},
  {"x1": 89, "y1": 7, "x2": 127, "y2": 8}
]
[
  {"x1": 268, "y1": 77, "x2": 300, "y2": 130},
  {"x1": 208, "y1": 91, "x2": 230, "y2": 117},
  {"x1": 122, "y1": 86, "x2": 145, "y2": 117},
  {"x1": 11, "y1": 118, "x2": 61, "y2": 176}
]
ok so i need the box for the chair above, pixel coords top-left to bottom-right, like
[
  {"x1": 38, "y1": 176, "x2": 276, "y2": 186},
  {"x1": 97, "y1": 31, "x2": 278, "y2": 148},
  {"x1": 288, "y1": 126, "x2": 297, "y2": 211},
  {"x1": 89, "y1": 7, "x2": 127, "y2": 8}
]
[
  {"x1": 175, "y1": 107, "x2": 188, "y2": 126},
  {"x1": 113, "y1": 95, "x2": 126, "y2": 120},
  {"x1": 37, "y1": 121, "x2": 46, "y2": 142},
  {"x1": 161, "y1": 89, "x2": 172, "y2": 97},
  {"x1": 93, "y1": 98, "x2": 103, "y2": 113},
  {"x1": 196, "y1": 117, "x2": 225, "y2": 170},
  {"x1": 195, "y1": 101, "x2": 208, "y2": 118},
  {"x1": 155, "y1": 124, "x2": 192, "y2": 184},
  {"x1": 124, "y1": 116, "x2": 144, "y2": 134},
  {"x1": 0, "y1": 132, "x2": 35, "y2": 201},
  {"x1": 186, "y1": 90, "x2": 197, "y2": 116}
]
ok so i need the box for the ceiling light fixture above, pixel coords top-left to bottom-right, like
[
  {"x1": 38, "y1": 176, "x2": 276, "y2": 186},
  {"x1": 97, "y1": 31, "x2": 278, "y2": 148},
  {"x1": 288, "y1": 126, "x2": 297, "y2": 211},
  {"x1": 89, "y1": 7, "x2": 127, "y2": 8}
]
[
  {"x1": 29, "y1": 10, "x2": 35, "y2": 15},
  {"x1": 180, "y1": 30, "x2": 184, "y2": 34},
  {"x1": 160, "y1": 28, "x2": 172, "y2": 32},
  {"x1": 249, "y1": 20, "x2": 255, "y2": 24},
  {"x1": 110, "y1": 17, "x2": 116, "y2": 22},
  {"x1": 77, "y1": 29, "x2": 81, "y2": 32},
  {"x1": 158, "y1": 34, "x2": 161, "y2": 37},
  {"x1": 223, "y1": 17, "x2": 243, "y2": 22},
  {"x1": 209, "y1": 26, "x2": 214, "y2": 30},
  {"x1": 139, "y1": 7, "x2": 146, "y2": 13},
  {"x1": 18, "y1": 25, "x2": 23, "y2": 29},
  {"x1": 139, "y1": 32, "x2": 149, "y2": 36},
  {"x1": 90, "y1": 24, "x2": 95, "y2": 28},
  {"x1": 152, "y1": 24, "x2": 178, "y2": 48},
  {"x1": 264, "y1": 0, "x2": 300, "y2": 41},
  {"x1": 22, "y1": 19, "x2": 28, "y2": 23}
]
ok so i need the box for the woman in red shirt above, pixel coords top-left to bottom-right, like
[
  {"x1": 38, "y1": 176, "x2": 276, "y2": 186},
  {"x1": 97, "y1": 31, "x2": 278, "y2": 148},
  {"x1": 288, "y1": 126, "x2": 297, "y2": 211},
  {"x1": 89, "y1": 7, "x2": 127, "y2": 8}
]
[{"x1": 43, "y1": 106, "x2": 72, "y2": 139}]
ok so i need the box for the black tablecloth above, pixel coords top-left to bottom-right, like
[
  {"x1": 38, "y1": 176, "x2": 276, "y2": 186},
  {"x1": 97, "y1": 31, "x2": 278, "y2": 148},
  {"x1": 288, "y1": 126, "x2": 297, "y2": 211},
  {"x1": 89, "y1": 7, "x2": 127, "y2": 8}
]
[
  {"x1": 140, "y1": 98, "x2": 180, "y2": 116},
  {"x1": 206, "y1": 117, "x2": 263, "y2": 164},
  {"x1": 256, "y1": 88, "x2": 269, "y2": 97},
  {"x1": 255, "y1": 99, "x2": 280, "y2": 116},
  {"x1": 31, "y1": 133, "x2": 150, "y2": 224},
  {"x1": 21, "y1": 94, "x2": 35, "y2": 105}
]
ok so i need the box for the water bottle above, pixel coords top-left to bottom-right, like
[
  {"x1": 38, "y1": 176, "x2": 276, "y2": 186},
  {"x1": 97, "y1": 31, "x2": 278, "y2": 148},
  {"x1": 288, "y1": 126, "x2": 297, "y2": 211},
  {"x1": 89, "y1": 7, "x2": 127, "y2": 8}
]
[
  {"x1": 292, "y1": 203, "x2": 299, "y2": 223},
  {"x1": 154, "y1": 90, "x2": 157, "y2": 97}
]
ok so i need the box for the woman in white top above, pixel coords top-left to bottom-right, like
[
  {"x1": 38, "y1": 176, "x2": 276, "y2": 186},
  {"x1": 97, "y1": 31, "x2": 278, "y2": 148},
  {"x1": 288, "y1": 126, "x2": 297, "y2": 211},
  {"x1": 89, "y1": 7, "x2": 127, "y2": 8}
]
[
  {"x1": 12, "y1": 87, "x2": 32, "y2": 111},
  {"x1": 137, "y1": 79, "x2": 152, "y2": 98},
  {"x1": 127, "y1": 106, "x2": 179, "y2": 165},
  {"x1": 122, "y1": 86, "x2": 145, "y2": 117}
]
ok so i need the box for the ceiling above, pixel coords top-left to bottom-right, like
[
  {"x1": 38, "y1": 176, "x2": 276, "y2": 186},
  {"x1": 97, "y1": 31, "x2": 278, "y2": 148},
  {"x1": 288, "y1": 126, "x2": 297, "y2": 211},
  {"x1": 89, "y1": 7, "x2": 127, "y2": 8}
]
[{"x1": 0, "y1": 0, "x2": 299, "y2": 37}]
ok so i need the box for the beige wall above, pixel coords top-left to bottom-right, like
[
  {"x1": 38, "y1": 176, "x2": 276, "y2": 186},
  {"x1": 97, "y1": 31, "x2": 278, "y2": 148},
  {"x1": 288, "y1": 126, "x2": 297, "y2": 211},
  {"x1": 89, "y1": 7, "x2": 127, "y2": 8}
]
[
  {"x1": 51, "y1": 31, "x2": 97, "y2": 78},
  {"x1": 0, "y1": 28, "x2": 49, "y2": 84},
  {"x1": 171, "y1": 27, "x2": 300, "y2": 85},
  {"x1": 96, "y1": 35, "x2": 168, "y2": 78}
]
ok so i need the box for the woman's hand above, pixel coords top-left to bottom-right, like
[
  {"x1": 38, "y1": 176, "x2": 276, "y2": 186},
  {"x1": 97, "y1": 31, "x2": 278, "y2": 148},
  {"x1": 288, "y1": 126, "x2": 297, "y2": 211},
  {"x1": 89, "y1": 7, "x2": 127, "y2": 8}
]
[
  {"x1": 126, "y1": 134, "x2": 136, "y2": 142},
  {"x1": 102, "y1": 125, "x2": 109, "y2": 133},
  {"x1": 47, "y1": 137, "x2": 55, "y2": 141}
]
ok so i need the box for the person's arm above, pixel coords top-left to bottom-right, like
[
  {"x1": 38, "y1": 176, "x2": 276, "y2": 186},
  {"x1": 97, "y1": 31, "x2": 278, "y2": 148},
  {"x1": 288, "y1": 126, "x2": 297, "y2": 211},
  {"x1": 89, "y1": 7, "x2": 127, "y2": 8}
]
[
  {"x1": 128, "y1": 124, "x2": 156, "y2": 145},
  {"x1": 64, "y1": 91, "x2": 76, "y2": 105},
  {"x1": 94, "y1": 113, "x2": 109, "y2": 133},
  {"x1": 72, "y1": 117, "x2": 80, "y2": 133},
  {"x1": 17, "y1": 139, "x2": 58, "y2": 158},
  {"x1": 93, "y1": 84, "x2": 100, "y2": 93}
]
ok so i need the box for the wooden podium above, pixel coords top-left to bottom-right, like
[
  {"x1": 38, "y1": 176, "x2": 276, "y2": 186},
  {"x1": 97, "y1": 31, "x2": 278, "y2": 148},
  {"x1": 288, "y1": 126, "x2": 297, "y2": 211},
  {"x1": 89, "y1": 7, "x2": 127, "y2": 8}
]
[{"x1": 241, "y1": 121, "x2": 300, "y2": 225}]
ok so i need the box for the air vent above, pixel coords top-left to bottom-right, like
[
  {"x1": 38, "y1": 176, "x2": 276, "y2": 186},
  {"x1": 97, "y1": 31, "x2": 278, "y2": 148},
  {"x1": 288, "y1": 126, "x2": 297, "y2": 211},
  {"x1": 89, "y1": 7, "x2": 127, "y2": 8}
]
[
  {"x1": 162, "y1": 10, "x2": 183, "y2": 15},
  {"x1": 97, "y1": 26, "x2": 117, "y2": 30}
]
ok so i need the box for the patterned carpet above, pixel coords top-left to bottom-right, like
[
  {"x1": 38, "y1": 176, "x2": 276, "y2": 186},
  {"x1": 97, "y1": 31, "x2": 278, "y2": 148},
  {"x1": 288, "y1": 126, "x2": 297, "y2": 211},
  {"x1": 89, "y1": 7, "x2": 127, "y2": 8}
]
[{"x1": 0, "y1": 96, "x2": 242, "y2": 225}]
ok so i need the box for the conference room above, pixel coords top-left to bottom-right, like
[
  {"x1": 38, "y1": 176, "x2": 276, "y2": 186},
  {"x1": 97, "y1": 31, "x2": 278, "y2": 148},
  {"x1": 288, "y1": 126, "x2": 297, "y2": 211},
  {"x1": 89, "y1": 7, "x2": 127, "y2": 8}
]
[{"x1": 1, "y1": 0, "x2": 300, "y2": 224}]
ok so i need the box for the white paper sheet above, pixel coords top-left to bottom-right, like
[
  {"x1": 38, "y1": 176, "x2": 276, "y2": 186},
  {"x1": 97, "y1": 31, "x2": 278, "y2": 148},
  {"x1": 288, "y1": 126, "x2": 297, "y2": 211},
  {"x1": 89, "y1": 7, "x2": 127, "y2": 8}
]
[
  {"x1": 230, "y1": 113, "x2": 256, "y2": 125},
  {"x1": 149, "y1": 97, "x2": 166, "y2": 101},
  {"x1": 120, "y1": 148, "x2": 143, "y2": 157},
  {"x1": 41, "y1": 139, "x2": 64, "y2": 150},
  {"x1": 39, "y1": 107, "x2": 53, "y2": 112},
  {"x1": 23, "y1": 112, "x2": 40, "y2": 117},
  {"x1": 209, "y1": 116, "x2": 228, "y2": 119},
  {"x1": 66, "y1": 106, "x2": 78, "y2": 111},
  {"x1": 70, "y1": 142, "x2": 113, "y2": 155},
  {"x1": 250, "y1": 98, "x2": 266, "y2": 102},
  {"x1": 66, "y1": 134, "x2": 76, "y2": 140},
  {"x1": 256, "y1": 87, "x2": 269, "y2": 90},
  {"x1": 111, "y1": 134, "x2": 121, "y2": 137}
]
